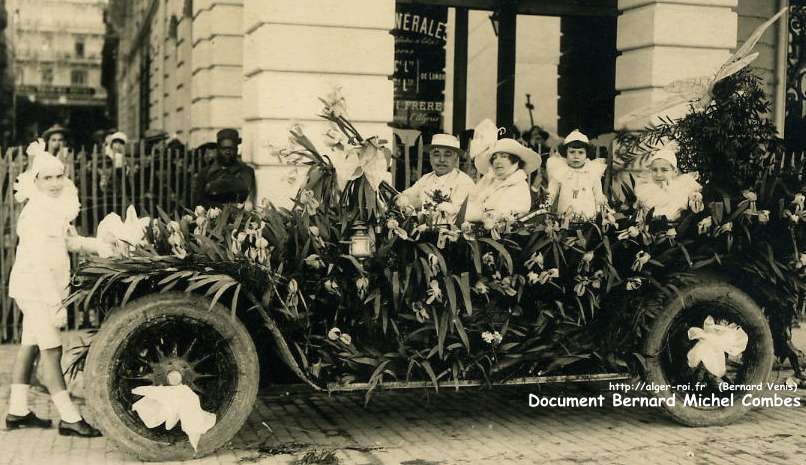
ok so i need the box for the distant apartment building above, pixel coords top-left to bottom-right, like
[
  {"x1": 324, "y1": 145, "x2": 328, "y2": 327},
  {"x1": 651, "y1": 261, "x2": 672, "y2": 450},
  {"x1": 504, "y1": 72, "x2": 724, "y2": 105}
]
[{"x1": 7, "y1": 0, "x2": 108, "y2": 146}]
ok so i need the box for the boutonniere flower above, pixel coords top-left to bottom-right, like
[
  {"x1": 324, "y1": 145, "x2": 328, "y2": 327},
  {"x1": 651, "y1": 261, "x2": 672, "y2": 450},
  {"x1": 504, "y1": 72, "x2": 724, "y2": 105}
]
[{"x1": 632, "y1": 251, "x2": 651, "y2": 272}]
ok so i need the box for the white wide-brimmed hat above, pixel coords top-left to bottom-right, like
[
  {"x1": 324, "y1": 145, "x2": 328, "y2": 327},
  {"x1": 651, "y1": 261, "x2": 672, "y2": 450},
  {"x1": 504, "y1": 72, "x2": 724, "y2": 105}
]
[
  {"x1": 474, "y1": 138, "x2": 541, "y2": 175},
  {"x1": 425, "y1": 133, "x2": 464, "y2": 154}
]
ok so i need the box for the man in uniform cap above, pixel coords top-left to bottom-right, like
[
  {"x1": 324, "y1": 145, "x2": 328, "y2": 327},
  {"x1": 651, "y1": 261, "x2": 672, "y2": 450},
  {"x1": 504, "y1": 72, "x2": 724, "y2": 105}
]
[
  {"x1": 193, "y1": 128, "x2": 256, "y2": 209},
  {"x1": 396, "y1": 133, "x2": 475, "y2": 221},
  {"x1": 41, "y1": 124, "x2": 69, "y2": 156}
]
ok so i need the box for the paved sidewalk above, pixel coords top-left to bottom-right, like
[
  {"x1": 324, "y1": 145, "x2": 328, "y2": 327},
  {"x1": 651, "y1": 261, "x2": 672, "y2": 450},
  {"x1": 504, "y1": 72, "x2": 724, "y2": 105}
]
[{"x1": 0, "y1": 330, "x2": 804, "y2": 465}]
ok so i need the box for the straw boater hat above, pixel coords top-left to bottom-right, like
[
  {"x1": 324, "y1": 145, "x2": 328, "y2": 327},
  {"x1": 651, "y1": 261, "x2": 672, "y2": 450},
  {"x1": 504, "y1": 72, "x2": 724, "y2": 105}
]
[
  {"x1": 41, "y1": 124, "x2": 69, "y2": 140},
  {"x1": 424, "y1": 133, "x2": 464, "y2": 155},
  {"x1": 474, "y1": 138, "x2": 541, "y2": 175}
]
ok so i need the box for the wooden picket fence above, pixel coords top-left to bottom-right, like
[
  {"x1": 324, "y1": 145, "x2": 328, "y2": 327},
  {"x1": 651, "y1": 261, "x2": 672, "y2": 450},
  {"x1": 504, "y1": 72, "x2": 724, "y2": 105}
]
[{"x1": 0, "y1": 145, "x2": 206, "y2": 342}]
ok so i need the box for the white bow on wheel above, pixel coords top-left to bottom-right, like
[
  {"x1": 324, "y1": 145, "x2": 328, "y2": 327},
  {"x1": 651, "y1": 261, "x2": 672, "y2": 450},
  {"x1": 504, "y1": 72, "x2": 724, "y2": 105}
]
[
  {"x1": 131, "y1": 385, "x2": 217, "y2": 452},
  {"x1": 686, "y1": 316, "x2": 749, "y2": 378}
]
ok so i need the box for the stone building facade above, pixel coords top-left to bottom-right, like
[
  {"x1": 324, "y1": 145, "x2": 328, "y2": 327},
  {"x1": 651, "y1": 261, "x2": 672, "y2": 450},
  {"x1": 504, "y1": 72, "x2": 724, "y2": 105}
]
[{"x1": 112, "y1": 0, "x2": 790, "y2": 207}]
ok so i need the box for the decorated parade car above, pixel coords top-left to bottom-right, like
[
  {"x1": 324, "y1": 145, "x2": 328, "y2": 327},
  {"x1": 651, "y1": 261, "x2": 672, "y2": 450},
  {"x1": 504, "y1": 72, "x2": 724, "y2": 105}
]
[{"x1": 64, "y1": 50, "x2": 805, "y2": 461}]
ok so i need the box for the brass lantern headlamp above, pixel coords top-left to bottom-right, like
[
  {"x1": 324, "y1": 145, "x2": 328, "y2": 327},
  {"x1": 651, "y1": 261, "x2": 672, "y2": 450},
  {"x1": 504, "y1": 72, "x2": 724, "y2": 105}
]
[{"x1": 349, "y1": 221, "x2": 374, "y2": 259}]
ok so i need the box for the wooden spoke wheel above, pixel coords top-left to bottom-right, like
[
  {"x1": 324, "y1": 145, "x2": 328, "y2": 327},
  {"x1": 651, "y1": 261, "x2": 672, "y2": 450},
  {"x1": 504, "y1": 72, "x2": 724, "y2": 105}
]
[
  {"x1": 642, "y1": 278, "x2": 774, "y2": 426},
  {"x1": 85, "y1": 293, "x2": 259, "y2": 461}
]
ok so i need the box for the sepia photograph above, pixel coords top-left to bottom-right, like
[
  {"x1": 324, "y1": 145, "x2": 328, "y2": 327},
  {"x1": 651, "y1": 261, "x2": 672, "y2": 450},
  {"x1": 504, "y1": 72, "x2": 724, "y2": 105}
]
[{"x1": 0, "y1": 0, "x2": 805, "y2": 464}]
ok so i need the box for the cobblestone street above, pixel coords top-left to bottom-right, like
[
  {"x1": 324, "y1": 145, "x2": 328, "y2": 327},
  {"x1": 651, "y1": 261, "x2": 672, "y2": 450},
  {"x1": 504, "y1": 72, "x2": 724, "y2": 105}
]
[{"x1": 1, "y1": 330, "x2": 805, "y2": 465}]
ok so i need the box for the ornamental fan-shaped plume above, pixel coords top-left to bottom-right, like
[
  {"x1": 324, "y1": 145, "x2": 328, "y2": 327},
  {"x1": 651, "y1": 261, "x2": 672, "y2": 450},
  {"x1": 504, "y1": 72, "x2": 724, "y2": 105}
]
[
  {"x1": 616, "y1": 7, "x2": 787, "y2": 128},
  {"x1": 469, "y1": 119, "x2": 501, "y2": 162}
]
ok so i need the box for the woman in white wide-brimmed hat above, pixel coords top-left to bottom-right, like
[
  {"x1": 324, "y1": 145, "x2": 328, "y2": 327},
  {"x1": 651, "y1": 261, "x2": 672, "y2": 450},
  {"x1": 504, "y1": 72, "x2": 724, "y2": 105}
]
[{"x1": 466, "y1": 138, "x2": 541, "y2": 223}]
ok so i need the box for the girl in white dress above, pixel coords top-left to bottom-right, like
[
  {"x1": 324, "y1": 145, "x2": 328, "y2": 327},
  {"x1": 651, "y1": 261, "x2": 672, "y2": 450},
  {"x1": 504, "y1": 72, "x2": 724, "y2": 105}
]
[
  {"x1": 634, "y1": 146, "x2": 702, "y2": 222},
  {"x1": 5, "y1": 140, "x2": 106, "y2": 437},
  {"x1": 546, "y1": 130, "x2": 607, "y2": 221}
]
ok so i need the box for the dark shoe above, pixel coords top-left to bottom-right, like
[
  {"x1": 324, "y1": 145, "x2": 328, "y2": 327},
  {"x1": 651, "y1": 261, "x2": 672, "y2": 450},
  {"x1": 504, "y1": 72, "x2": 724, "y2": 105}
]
[
  {"x1": 58, "y1": 419, "x2": 102, "y2": 438},
  {"x1": 5, "y1": 412, "x2": 53, "y2": 429}
]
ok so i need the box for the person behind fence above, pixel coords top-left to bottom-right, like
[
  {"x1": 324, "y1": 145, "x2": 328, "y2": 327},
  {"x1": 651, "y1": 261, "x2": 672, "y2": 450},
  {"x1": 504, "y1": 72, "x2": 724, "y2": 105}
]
[
  {"x1": 395, "y1": 133, "x2": 475, "y2": 221},
  {"x1": 466, "y1": 138, "x2": 539, "y2": 222},
  {"x1": 5, "y1": 140, "x2": 112, "y2": 437},
  {"x1": 546, "y1": 129, "x2": 607, "y2": 222},
  {"x1": 105, "y1": 131, "x2": 127, "y2": 169},
  {"x1": 193, "y1": 128, "x2": 256, "y2": 209},
  {"x1": 41, "y1": 124, "x2": 69, "y2": 157},
  {"x1": 634, "y1": 144, "x2": 702, "y2": 222}
]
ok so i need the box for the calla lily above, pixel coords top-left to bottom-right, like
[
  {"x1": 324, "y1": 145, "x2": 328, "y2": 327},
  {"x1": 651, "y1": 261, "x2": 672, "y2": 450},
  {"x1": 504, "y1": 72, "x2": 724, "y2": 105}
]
[
  {"x1": 328, "y1": 327, "x2": 341, "y2": 341},
  {"x1": 697, "y1": 217, "x2": 713, "y2": 235},
  {"x1": 525, "y1": 252, "x2": 544, "y2": 270},
  {"x1": 632, "y1": 251, "x2": 651, "y2": 272},
  {"x1": 481, "y1": 331, "x2": 503, "y2": 345},
  {"x1": 687, "y1": 316, "x2": 748, "y2": 377},
  {"x1": 626, "y1": 277, "x2": 643, "y2": 291}
]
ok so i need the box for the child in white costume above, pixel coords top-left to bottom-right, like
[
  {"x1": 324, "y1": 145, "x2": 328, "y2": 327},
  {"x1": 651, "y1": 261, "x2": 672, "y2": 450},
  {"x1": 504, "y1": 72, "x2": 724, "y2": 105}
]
[
  {"x1": 634, "y1": 146, "x2": 702, "y2": 222},
  {"x1": 5, "y1": 140, "x2": 106, "y2": 437},
  {"x1": 546, "y1": 130, "x2": 607, "y2": 221}
]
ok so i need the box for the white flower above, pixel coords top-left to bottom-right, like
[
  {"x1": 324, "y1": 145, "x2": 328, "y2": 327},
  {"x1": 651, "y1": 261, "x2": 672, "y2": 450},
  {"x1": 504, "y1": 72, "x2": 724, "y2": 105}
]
[
  {"x1": 626, "y1": 277, "x2": 643, "y2": 291},
  {"x1": 473, "y1": 281, "x2": 489, "y2": 295},
  {"x1": 309, "y1": 226, "x2": 321, "y2": 236},
  {"x1": 426, "y1": 280, "x2": 443, "y2": 304},
  {"x1": 581, "y1": 251, "x2": 594, "y2": 264},
  {"x1": 525, "y1": 252, "x2": 544, "y2": 270},
  {"x1": 758, "y1": 210, "x2": 770, "y2": 224},
  {"x1": 304, "y1": 254, "x2": 324, "y2": 269},
  {"x1": 324, "y1": 279, "x2": 340, "y2": 295},
  {"x1": 356, "y1": 276, "x2": 369, "y2": 298},
  {"x1": 716, "y1": 222, "x2": 733, "y2": 235},
  {"x1": 339, "y1": 333, "x2": 352, "y2": 345},
  {"x1": 168, "y1": 221, "x2": 181, "y2": 233},
  {"x1": 207, "y1": 207, "x2": 221, "y2": 219},
  {"x1": 194, "y1": 206, "x2": 206, "y2": 217},
  {"x1": 617, "y1": 226, "x2": 640, "y2": 241},
  {"x1": 537, "y1": 268, "x2": 559, "y2": 285},
  {"x1": 632, "y1": 251, "x2": 651, "y2": 272},
  {"x1": 665, "y1": 228, "x2": 677, "y2": 239},
  {"x1": 482, "y1": 252, "x2": 495, "y2": 267},
  {"x1": 428, "y1": 253, "x2": 440, "y2": 275},
  {"x1": 255, "y1": 237, "x2": 269, "y2": 249},
  {"x1": 412, "y1": 302, "x2": 430, "y2": 323},
  {"x1": 481, "y1": 331, "x2": 503, "y2": 345},
  {"x1": 527, "y1": 271, "x2": 540, "y2": 285},
  {"x1": 697, "y1": 217, "x2": 713, "y2": 235},
  {"x1": 328, "y1": 327, "x2": 341, "y2": 341},
  {"x1": 794, "y1": 193, "x2": 805, "y2": 209},
  {"x1": 688, "y1": 192, "x2": 704, "y2": 213}
]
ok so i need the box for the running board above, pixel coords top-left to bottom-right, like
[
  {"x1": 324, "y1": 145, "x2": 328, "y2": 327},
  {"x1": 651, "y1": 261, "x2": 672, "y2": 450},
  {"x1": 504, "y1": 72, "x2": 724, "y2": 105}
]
[{"x1": 325, "y1": 372, "x2": 631, "y2": 393}]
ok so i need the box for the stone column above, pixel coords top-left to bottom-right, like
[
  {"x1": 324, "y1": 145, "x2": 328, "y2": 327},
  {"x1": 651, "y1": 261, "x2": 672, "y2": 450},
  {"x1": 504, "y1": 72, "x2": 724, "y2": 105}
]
[
  {"x1": 242, "y1": 0, "x2": 395, "y2": 207},
  {"x1": 615, "y1": 0, "x2": 738, "y2": 129},
  {"x1": 190, "y1": 0, "x2": 244, "y2": 148}
]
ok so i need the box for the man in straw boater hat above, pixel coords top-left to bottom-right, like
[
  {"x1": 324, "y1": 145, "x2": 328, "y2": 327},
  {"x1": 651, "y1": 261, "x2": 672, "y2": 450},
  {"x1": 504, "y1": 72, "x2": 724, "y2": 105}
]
[
  {"x1": 40, "y1": 124, "x2": 69, "y2": 157},
  {"x1": 395, "y1": 133, "x2": 475, "y2": 221}
]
